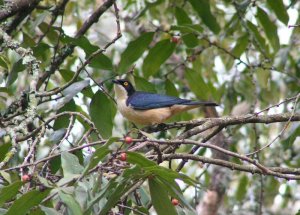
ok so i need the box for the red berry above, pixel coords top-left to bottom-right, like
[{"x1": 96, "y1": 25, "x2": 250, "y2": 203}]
[
  {"x1": 171, "y1": 37, "x2": 180, "y2": 44},
  {"x1": 124, "y1": 136, "x2": 133, "y2": 144},
  {"x1": 171, "y1": 198, "x2": 179, "y2": 206},
  {"x1": 22, "y1": 175, "x2": 30, "y2": 182},
  {"x1": 120, "y1": 152, "x2": 127, "y2": 161}
]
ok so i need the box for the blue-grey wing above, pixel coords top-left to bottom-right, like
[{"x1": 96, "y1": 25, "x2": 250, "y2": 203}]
[{"x1": 127, "y1": 92, "x2": 195, "y2": 110}]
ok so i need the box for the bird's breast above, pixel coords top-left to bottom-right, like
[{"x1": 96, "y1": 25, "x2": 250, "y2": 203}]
[{"x1": 116, "y1": 99, "x2": 173, "y2": 125}]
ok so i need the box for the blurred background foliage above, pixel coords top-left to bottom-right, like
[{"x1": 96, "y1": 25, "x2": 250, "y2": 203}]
[{"x1": 0, "y1": 0, "x2": 300, "y2": 214}]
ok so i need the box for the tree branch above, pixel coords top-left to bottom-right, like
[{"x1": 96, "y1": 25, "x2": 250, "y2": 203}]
[
  {"x1": 162, "y1": 153, "x2": 300, "y2": 180},
  {"x1": 179, "y1": 112, "x2": 300, "y2": 139},
  {"x1": 0, "y1": 0, "x2": 41, "y2": 21}
]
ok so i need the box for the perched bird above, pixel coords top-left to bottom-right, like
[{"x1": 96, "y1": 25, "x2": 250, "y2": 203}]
[{"x1": 112, "y1": 79, "x2": 218, "y2": 125}]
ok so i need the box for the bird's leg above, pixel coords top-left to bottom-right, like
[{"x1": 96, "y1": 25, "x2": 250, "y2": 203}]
[{"x1": 156, "y1": 123, "x2": 167, "y2": 131}]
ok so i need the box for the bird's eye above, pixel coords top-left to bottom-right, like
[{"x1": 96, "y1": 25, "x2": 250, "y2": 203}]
[{"x1": 124, "y1": 82, "x2": 128, "y2": 86}]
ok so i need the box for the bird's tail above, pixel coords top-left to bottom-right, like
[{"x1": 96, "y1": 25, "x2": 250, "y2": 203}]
[{"x1": 185, "y1": 101, "x2": 218, "y2": 106}]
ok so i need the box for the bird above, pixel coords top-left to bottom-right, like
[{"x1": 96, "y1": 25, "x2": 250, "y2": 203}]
[{"x1": 112, "y1": 79, "x2": 218, "y2": 125}]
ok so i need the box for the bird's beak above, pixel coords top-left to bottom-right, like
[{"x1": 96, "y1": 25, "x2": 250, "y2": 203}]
[{"x1": 112, "y1": 80, "x2": 120, "y2": 84}]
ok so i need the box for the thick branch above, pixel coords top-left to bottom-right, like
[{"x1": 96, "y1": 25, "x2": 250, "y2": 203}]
[
  {"x1": 0, "y1": 0, "x2": 41, "y2": 21},
  {"x1": 163, "y1": 154, "x2": 300, "y2": 180},
  {"x1": 179, "y1": 113, "x2": 300, "y2": 139}
]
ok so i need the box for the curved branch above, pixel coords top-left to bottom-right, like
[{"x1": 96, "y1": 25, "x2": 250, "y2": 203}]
[
  {"x1": 162, "y1": 153, "x2": 300, "y2": 180},
  {"x1": 179, "y1": 112, "x2": 300, "y2": 139}
]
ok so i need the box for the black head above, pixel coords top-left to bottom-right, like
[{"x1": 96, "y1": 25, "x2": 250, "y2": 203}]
[{"x1": 112, "y1": 79, "x2": 135, "y2": 96}]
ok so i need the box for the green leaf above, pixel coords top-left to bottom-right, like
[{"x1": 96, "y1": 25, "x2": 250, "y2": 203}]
[
  {"x1": 256, "y1": 68, "x2": 270, "y2": 89},
  {"x1": 0, "y1": 143, "x2": 11, "y2": 162},
  {"x1": 175, "y1": 7, "x2": 199, "y2": 47},
  {"x1": 0, "y1": 55, "x2": 10, "y2": 70},
  {"x1": 144, "y1": 166, "x2": 198, "y2": 187},
  {"x1": 158, "y1": 177, "x2": 195, "y2": 212},
  {"x1": 7, "y1": 59, "x2": 25, "y2": 86},
  {"x1": 170, "y1": 24, "x2": 203, "y2": 34},
  {"x1": 62, "y1": 35, "x2": 97, "y2": 56},
  {"x1": 188, "y1": 0, "x2": 220, "y2": 34},
  {"x1": 134, "y1": 76, "x2": 156, "y2": 93},
  {"x1": 119, "y1": 32, "x2": 155, "y2": 72},
  {"x1": 267, "y1": 0, "x2": 289, "y2": 25},
  {"x1": 175, "y1": 7, "x2": 192, "y2": 25},
  {"x1": 62, "y1": 80, "x2": 90, "y2": 102},
  {"x1": 83, "y1": 137, "x2": 118, "y2": 175},
  {"x1": 59, "y1": 69, "x2": 94, "y2": 98},
  {"x1": 256, "y1": 7, "x2": 280, "y2": 52},
  {"x1": 61, "y1": 151, "x2": 84, "y2": 178},
  {"x1": 90, "y1": 91, "x2": 115, "y2": 139},
  {"x1": 38, "y1": 22, "x2": 59, "y2": 44},
  {"x1": 85, "y1": 178, "x2": 118, "y2": 214},
  {"x1": 165, "y1": 79, "x2": 178, "y2": 97},
  {"x1": 99, "y1": 179, "x2": 134, "y2": 215},
  {"x1": 235, "y1": 175, "x2": 248, "y2": 201},
  {"x1": 6, "y1": 189, "x2": 50, "y2": 215},
  {"x1": 53, "y1": 99, "x2": 77, "y2": 129},
  {"x1": 143, "y1": 39, "x2": 176, "y2": 78},
  {"x1": 126, "y1": 152, "x2": 156, "y2": 167},
  {"x1": 149, "y1": 178, "x2": 177, "y2": 215},
  {"x1": 0, "y1": 181, "x2": 23, "y2": 206},
  {"x1": 89, "y1": 53, "x2": 113, "y2": 70},
  {"x1": 40, "y1": 206, "x2": 60, "y2": 215},
  {"x1": 59, "y1": 192, "x2": 82, "y2": 215},
  {"x1": 182, "y1": 33, "x2": 198, "y2": 48},
  {"x1": 185, "y1": 68, "x2": 210, "y2": 100},
  {"x1": 231, "y1": 34, "x2": 249, "y2": 58},
  {"x1": 32, "y1": 43, "x2": 51, "y2": 63},
  {"x1": 246, "y1": 21, "x2": 269, "y2": 57}
]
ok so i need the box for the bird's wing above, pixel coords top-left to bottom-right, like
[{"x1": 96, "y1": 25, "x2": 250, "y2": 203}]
[{"x1": 127, "y1": 92, "x2": 196, "y2": 110}]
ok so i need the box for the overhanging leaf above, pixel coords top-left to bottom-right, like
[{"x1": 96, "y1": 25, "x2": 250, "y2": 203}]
[
  {"x1": 53, "y1": 99, "x2": 77, "y2": 130},
  {"x1": 6, "y1": 189, "x2": 50, "y2": 215},
  {"x1": 142, "y1": 39, "x2": 176, "y2": 78},
  {"x1": 175, "y1": 7, "x2": 199, "y2": 47},
  {"x1": 62, "y1": 80, "x2": 90, "y2": 102},
  {"x1": 158, "y1": 177, "x2": 195, "y2": 212},
  {"x1": 134, "y1": 76, "x2": 156, "y2": 93},
  {"x1": 149, "y1": 178, "x2": 177, "y2": 215},
  {"x1": 89, "y1": 53, "x2": 113, "y2": 70},
  {"x1": 40, "y1": 206, "x2": 60, "y2": 215},
  {"x1": 246, "y1": 21, "x2": 269, "y2": 57},
  {"x1": 126, "y1": 152, "x2": 156, "y2": 167},
  {"x1": 61, "y1": 151, "x2": 84, "y2": 178},
  {"x1": 267, "y1": 0, "x2": 289, "y2": 25},
  {"x1": 231, "y1": 34, "x2": 249, "y2": 58},
  {"x1": 48, "y1": 129, "x2": 67, "y2": 144},
  {"x1": 7, "y1": 59, "x2": 25, "y2": 86},
  {"x1": 119, "y1": 32, "x2": 155, "y2": 72},
  {"x1": 59, "y1": 192, "x2": 82, "y2": 215},
  {"x1": 188, "y1": 0, "x2": 220, "y2": 34},
  {"x1": 90, "y1": 91, "x2": 115, "y2": 139},
  {"x1": 257, "y1": 7, "x2": 280, "y2": 52},
  {"x1": 185, "y1": 68, "x2": 210, "y2": 100},
  {"x1": 256, "y1": 68, "x2": 270, "y2": 89},
  {"x1": 0, "y1": 181, "x2": 23, "y2": 207}
]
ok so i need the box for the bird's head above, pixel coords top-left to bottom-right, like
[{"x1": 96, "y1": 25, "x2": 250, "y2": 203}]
[{"x1": 112, "y1": 79, "x2": 135, "y2": 99}]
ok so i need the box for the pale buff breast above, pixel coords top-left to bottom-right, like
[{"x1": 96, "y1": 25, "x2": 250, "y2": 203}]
[{"x1": 117, "y1": 99, "x2": 172, "y2": 125}]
